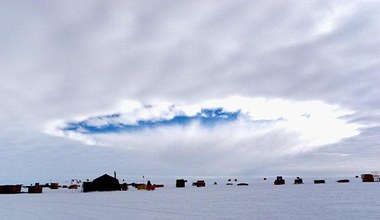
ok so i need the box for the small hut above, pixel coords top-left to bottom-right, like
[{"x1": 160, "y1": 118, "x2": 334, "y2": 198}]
[
  {"x1": 294, "y1": 177, "x2": 303, "y2": 184},
  {"x1": 192, "y1": 180, "x2": 206, "y2": 187},
  {"x1": 0, "y1": 185, "x2": 22, "y2": 194},
  {"x1": 314, "y1": 180, "x2": 326, "y2": 184},
  {"x1": 50, "y1": 183, "x2": 59, "y2": 190},
  {"x1": 176, "y1": 179, "x2": 187, "y2": 188},
  {"x1": 274, "y1": 176, "x2": 285, "y2": 185},
  {"x1": 361, "y1": 174, "x2": 374, "y2": 182},
  {"x1": 28, "y1": 183, "x2": 43, "y2": 194}
]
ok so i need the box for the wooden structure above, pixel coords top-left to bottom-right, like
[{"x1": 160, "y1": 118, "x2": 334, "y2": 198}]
[
  {"x1": 361, "y1": 174, "x2": 374, "y2": 182},
  {"x1": 0, "y1": 185, "x2": 22, "y2": 194},
  {"x1": 28, "y1": 183, "x2": 43, "y2": 194},
  {"x1": 192, "y1": 180, "x2": 206, "y2": 187},
  {"x1": 50, "y1": 183, "x2": 59, "y2": 189}
]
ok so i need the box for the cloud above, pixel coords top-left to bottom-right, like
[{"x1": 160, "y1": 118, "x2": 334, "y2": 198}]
[
  {"x1": 0, "y1": 1, "x2": 379, "y2": 180},
  {"x1": 44, "y1": 97, "x2": 361, "y2": 174}
]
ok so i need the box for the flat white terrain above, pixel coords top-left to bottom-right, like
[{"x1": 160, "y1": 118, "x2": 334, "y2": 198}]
[{"x1": 0, "y1": 177, "x2": 379, "y2": 219}]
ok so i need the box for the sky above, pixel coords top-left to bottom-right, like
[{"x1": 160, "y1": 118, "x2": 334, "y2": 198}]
[{"x1": 1, "y1": 0, "x2": 379, "y2": 183}]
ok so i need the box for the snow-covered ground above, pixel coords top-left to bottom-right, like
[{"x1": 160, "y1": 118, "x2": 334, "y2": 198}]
[{"x1": 0, "y1": 177, "x2": 379, "y2": 220}]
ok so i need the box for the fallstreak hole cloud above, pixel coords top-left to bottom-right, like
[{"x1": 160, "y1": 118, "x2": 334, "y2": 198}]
[{"x1": 44, "y1": 97, "x2": 361, "y2": 173}]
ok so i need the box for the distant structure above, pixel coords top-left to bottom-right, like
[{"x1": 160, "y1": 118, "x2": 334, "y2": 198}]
[
  {"x1": 133, "y1": 182, "x2": 155, "y2": 191},
  {"x1": 274, "y1": 176, "x2": 285, "y2": 185},
  {"x1": 361, "y1": 174, "x2": 374, "y2": 182},
  {"x1": 337, "y1": 179, "x2": 349, "y2": 183},
  {"x1": 28, "y1": 183, "x2": 43, "y2": 193},
  {"x1": 314, "y1": 180, "x2": 326, "y2": 184},
  {"x1": 361, "y1": 172, "x2": 380, "y2": 182},
  {"x1": 120, "y1": 183, "x2": 128, "y2": 191},
  {"x1": 176, "y1": 179, "x2": 187, "y2": 188},
  {"x1": 0, "y1": 185, "x2": 22, "y2": 194},
  {"x1": 192, "y1": 180, "x2": 206, "y2": 187},
  {"x1": 82, "y1": 174, "x2": 121, "y2": 192},
  {"x1": 237, "y1": 183, "x2": 249, "y2": 186},
  {"x1": 50, "y1": 183, "x2": 59, "y2": 190},
  {"x1": 294, "y1": 177, "x2": 303, "y2": 184}
]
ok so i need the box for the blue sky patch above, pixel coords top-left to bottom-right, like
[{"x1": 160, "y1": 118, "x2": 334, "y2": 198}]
[{"x1": 63, "y1": 108, "x2": 242, "y2": 134}]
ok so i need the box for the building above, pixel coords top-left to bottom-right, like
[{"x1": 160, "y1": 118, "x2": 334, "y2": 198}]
[
  {"x1": 314, "y1": 180, "x2": 326, "y2": 184},
  {"x1": 176, "y1": 179, "x2": 187, "y2": 188},
  {"x1": 192, "y1": 180, "x2": 206, "y2": 187},
  {"x1": 274, "y1": 176, "x2": 285, "y2": 185},
  {"x1": 361, "y1": 174, "x2": 374, "y2": 182},
  {"x1": 83, "y1": 174, "x2": 121, "y2": 192},
  {"x1": 0, "y1": 185, "x2": 22, "y2": 194},
  {"x1": 28, "y1": 183, "x2": 43, "y2": 193},
  {"x1": 294, "y1": 177, "x2": 303, "y2": 184}
]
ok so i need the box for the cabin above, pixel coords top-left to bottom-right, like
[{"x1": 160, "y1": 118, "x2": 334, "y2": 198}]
[
  {"x1": 68, "y1": 184, "x2": 78, "y2": 189},
  {"x1": 314, "y1": 180, "x2": 326, "y2": 184},
  {"x1": 28, "y1": 183, "x2": 43, "y2": 193},
  {"x1": 294, "y1": 177, "x2": 303, "y2": 184},
  {"x1": 50, "y1": 183, "x2": 59, "y2": 189},
  {"x1": 176, "y1": 179, "x2": 187, "y2": 188},
  {"x1": 192, "y1": 180, "x2": 206, "y2": 187},
  {"x1": 361, "y1": 174, "x2": 374, "y2": 182},
  {"x1": 274, "y1": 176, "x2": 285, "y2": 185},
  {"x1": 0, "y1": 185, "x2": 22, "y2": 194},
  {"x1": 82, "y1": 174, "x2": 121, "y2": 192}
]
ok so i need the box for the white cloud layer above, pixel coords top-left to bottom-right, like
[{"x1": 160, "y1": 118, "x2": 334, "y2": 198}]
[{"x1": 0, "y1": 0, "x2": 379, "y2": 182}]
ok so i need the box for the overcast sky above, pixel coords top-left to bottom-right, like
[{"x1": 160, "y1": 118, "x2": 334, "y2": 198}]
[{"x1": 1, "y1": 0, "x2": 379, "y2": 183}]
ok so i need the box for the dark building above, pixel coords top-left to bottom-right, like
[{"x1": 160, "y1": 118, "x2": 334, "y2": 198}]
[
  {"x1": 294, "y1": 177, "x2": 303, "y2": 184},
  {"x1": 361, "y1": 174, "x2": 374, "y2": 182},
  {"x1": 50, "y1": 183, "x2": 59, "y2": 189},
  {"x1": 83, "y1": 174, "x2": 121, "y2": 192},
  {"x1": 192, "y1": 180, "x2": 206, "y2": 187},
  {"x1": 0, "y1": 185, "x2": 22, "y2": 194},
  {"x1": 314, "y1": 180, "x2": 326, "y2": 184},
  {"x1": 28, "y1": 183, "x2": 43, "y2": 193},
  {"x1": 176, "y1": 179, "x2": 187, "y2": 188},
  {"x1": 274, "y1": 176, "x2": 285, "y2": 185},
  {"x1": 337, "y1": 179, "x2": 350, "y2": 183}
]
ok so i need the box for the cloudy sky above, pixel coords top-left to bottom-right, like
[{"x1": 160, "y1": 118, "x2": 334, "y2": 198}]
[{"x1": 1, "y1": 0, "x2": 379, "y2": 183}]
